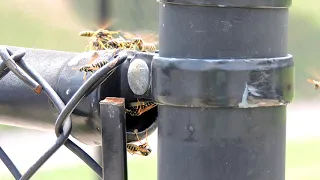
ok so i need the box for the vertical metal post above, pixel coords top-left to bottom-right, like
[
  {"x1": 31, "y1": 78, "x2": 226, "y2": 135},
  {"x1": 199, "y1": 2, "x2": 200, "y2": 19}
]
[
  {"x1": 100, "y1": 97, "x2": 128, "y2": 180},
  {"x1": 153, "y1": 1, "x2": 293, "y2": 180}
]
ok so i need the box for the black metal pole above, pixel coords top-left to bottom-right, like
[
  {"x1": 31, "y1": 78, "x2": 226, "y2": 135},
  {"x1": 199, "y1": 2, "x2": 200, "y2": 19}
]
[
  {"x1": 153, "y1": 1, "x2": 293, "y2": 180},
  {"x1": 0, "y1": 46, "x2": 158, "y2": 145},
  {"x1": 99, "y1": 97, "x2": 127, "y2": 180}
]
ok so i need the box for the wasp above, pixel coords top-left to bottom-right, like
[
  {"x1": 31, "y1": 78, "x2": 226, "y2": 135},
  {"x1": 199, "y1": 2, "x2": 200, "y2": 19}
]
[
  {"x1": 79, "y1": 29, "x2": 120, "y2": 39},
  {"x1": 122, "y1": 32, "x2": 158, "y2": 52},
  {"x1": 72, "y1": 50, "x2": 118, "y2": 80},
  {"x1": 126, "y1": 100, "x2": 158, "y2": 117},
  {"x1": 84, "y1": 37, "x2": 109, "y2": 51},
  {"x1": 131, "y1": 37, "x2": 157, "y2": 52},
  {"x1": 307, "y1": 78, "x2": 320, "y2": 89},
  {"x1": 106, "y1": 38, "x2": 127, "y2": 50},
  {"x1": 72, "y1": 52, "x2": 100, "y2": 79},
  {"x1": 77, "y1": 60, "x2": 110, "y2": 80},
  {"x1": 127, "y1": 129, "x2": 152, "y2": 156},
  {"x1": 79, "y1": 29, "x2": 120, "y2": 51},
  {"x1": 104, "y1": 36, "x2": 134, "y2": 50}
]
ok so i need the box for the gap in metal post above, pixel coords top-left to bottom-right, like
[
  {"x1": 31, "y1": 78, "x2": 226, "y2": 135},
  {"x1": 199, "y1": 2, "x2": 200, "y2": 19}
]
[{"x1": 99, "y1": 97, "x2": 128, "y2": 180}]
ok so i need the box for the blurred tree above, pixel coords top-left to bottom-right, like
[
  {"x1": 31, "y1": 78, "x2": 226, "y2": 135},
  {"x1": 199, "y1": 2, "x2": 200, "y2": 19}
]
[{"x1": 67, "y1": 0, "x2": 158, "y2": 32}]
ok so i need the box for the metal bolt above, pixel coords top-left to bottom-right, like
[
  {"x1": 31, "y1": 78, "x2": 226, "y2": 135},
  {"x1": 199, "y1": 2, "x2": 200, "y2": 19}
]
[{"x1": 127, "y1": 58, "x2": 150, "y2": 95}]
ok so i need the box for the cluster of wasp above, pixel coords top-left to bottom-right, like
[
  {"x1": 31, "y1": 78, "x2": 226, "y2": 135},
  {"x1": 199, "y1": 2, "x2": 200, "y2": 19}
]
[
  {"x1": 79, "y1": 29, "x2": 157, "y2": 53},
  {"x1": 73, "y1": 27, "x2": 158, "y2": 156},
  {"x1": 74, "y1": 28, "x2": 157, "y2": 80}
]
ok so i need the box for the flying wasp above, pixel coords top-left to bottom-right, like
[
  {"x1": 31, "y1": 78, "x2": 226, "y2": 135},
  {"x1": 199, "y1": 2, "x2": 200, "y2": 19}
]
[
  {"x1": 126, "y1": 100, "x2": 158, "y2": 117},
  {"x1": 307, "y1": 78, "x2": 320, "y2": 90},
  {"x1": 127, "y1": 129, "x2": 152, "y2": 156}
]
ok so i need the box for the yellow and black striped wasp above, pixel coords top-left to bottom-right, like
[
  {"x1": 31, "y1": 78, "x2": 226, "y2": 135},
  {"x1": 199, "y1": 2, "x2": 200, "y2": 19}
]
[
  {"x1": 126, "y1": 99, "x2": 158, "y2": 117},
  {"x1": 121, "y1": 31, "x2": 158, "y2": 53},
  {"x1": 72, "y1": 49, "x2": 119, "y2": 80},
  {"x1": 127, "y1": 129, "x2": 152, "y2": 156},
  {"x1": 79, "y1": 20, "x2": 121, "y2": 51}
]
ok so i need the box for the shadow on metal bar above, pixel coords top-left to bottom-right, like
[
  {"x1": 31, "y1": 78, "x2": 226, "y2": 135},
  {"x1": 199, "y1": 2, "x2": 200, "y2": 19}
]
[{"x1": 0, "y1": 46, "x2": 128, "y2": 180}]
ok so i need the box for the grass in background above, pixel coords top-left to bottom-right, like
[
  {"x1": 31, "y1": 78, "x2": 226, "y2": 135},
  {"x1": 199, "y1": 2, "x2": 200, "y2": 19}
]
[
  {"x1": 287, "y1": 0, "x2": 320, "y2": 100},
  {"x1": 0, "y1": 0, "x2": 88, "y2": 131},
  {"x1": 286, "y1": 139, "x2": 320, "y2": 180},
  {"x1": 0, "y1": 125, "x2": 17, "y2": 131},
  {"x1": 0, "y1": 1, "x2": 87, "y2": 52},
  {"x1": 1, "y1": 139, "x2": 319, "y2": 180}
]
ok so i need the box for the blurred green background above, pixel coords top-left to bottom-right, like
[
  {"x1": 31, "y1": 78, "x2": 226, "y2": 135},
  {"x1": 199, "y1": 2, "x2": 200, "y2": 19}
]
[
  {"x1": 1, "y1": 0, "x2": 319, "y2": 100},
  {"x1": 0, "y1": 0, "x2": 320, "y2": 180}
]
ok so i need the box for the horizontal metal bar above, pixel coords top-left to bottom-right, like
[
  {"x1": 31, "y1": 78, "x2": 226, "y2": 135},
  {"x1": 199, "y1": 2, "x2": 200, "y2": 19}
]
[{"x1": 0, "y1": 45, "x2": 158, "y2": 146}]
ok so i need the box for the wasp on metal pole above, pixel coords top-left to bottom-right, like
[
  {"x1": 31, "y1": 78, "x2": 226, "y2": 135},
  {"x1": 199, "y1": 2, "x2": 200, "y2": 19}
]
[{"x1": 152, "y1": 0, "x2": 294, "y2": 180}]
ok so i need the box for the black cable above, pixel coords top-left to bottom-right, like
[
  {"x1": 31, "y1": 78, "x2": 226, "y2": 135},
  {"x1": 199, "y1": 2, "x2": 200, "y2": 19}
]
[{"x1": 0, "y1": 147, "x2": 22, "y2": 179}]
